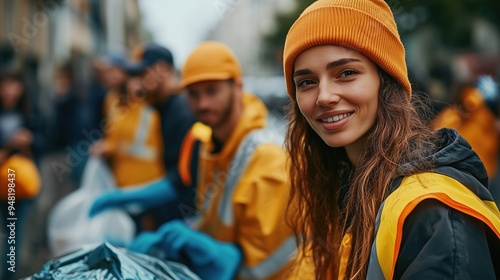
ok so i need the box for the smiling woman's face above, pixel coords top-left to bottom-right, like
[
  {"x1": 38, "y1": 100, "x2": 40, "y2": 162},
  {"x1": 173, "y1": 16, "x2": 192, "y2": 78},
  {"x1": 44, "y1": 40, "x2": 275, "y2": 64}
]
[{"x1": 293, "y1": 45, "x2": 380, "y2": 154}]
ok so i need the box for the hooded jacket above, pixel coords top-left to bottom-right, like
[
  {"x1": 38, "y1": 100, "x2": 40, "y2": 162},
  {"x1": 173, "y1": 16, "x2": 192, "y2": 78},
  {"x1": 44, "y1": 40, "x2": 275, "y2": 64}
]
[
  {"x1": 290, "y1": 128, "x2": 500, "y2": 279},
  {"x1": 182, "y1": 93, "x2": 296, "y2": 279},
  {"x1": 366, "y1": 128, "x2": 500, "y2": 279}
]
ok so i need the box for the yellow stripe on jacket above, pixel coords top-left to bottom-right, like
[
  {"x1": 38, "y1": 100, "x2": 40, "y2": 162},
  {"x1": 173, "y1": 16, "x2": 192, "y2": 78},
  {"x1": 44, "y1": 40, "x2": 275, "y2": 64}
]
[
  {"x1": 103, "y1": 101, "x2": 165, "y2": 187},
  {"x1": 194, "y1": 93, "x2": 297, "y2": 279},
  {"x1": 373, "y1": 172, "x2": 500, "y2": 280}
]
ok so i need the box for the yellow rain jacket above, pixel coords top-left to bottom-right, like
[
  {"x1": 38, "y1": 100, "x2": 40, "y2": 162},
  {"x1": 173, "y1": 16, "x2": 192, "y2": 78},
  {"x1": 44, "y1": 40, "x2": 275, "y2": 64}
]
[
  {"x1": 193, "y1": 93, "x2": 296, "y2": 279},
  {"x1": 102, "y1": 100, "x2": 165, "y2": 187}
]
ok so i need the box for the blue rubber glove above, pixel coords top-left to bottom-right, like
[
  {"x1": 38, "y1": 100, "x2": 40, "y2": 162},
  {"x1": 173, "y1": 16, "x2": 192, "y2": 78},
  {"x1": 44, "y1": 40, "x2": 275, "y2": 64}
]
[
  {"x1": 88, "y1": 178, "x2": 178, "y2": 217},
  {"x1": 127, "y1": 230, "x2": 164, "y2": 255},
  {"x1": 128, "y1": 220, "x2": 242, "y2": 280}
]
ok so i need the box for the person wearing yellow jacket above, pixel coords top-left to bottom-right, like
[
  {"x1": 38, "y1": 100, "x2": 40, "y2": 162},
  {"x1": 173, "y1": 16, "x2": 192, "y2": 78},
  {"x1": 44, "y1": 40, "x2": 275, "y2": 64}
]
[
  {"x1": 90, "y1": 73, "x2": 166, "y2": 233},
  {"x1": 120, "y1": 42, "x2": 297, "y2": 280},
  {"x1": 92, "y1": 74, "x2": 165, "y2": 187},
  {"x1": 89, "y1": 44, "x2": 201, "y2": 230},
  {"x1": 431, "y1": 76, "x2": 500, "y2": 179},
  {"x1": 281, "y1": 0, "x2": 500, "y2": 279}
]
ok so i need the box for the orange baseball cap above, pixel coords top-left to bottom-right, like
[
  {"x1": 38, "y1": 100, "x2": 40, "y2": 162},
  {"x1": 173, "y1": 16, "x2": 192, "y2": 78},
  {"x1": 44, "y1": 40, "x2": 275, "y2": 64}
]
[{"x1": 180, "y1": 41, "x2": 242, "y2": 89}]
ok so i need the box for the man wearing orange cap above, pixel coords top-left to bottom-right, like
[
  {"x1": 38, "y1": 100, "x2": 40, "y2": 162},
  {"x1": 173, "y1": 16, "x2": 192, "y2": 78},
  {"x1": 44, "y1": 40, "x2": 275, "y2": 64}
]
[{"x1": 125, "y1": 41, "x2": 297, "y2": 280}]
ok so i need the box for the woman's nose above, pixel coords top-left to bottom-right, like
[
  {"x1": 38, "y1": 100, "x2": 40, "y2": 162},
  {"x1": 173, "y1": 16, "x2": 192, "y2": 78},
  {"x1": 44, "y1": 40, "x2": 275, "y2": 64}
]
[{"x1": 316, "y1": 80, "x2": 341, "y2": 107}]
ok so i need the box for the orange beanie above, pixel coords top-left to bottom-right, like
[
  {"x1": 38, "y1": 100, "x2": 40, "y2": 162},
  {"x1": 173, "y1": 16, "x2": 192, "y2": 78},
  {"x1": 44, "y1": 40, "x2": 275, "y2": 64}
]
[
  {"x1": 283, "y1": 0, "x2": 411, "y2": 99},
  {"x1": 180, "y1": 41, "x2": 242, "y2": 89}
]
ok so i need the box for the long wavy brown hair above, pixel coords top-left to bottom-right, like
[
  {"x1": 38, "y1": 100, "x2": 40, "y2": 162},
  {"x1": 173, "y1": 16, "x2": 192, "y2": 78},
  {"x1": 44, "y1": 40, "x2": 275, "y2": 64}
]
[{"x1": 285, "y1": 70, "x2": 439, "y2": 279}]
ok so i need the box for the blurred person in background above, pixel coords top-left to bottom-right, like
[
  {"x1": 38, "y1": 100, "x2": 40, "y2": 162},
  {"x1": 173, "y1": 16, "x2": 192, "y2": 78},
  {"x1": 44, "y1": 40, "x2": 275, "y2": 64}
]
[
  {"x1": 37, "y1": 57, "x2": 108, "y2": 266},
  {"x1": 98, "y1": 53, "x2": 130, "y2": 120},
  {"x1": 52, "y1": 60, "x2": 107, "y2": 183},
  {"x1": 90, "y1": 44, "x2": 198, "y2": 228},
  {"x1": 121, "y1": 41, "x2": 295, "y2": 280},
  {"x1": 0, "y1": 71, "x2": 42, "y2": 280},
  {"x1": 432, "y1": 75, "x2": 500, "y2": 205},
  {"x1": 91, "y1": 67, "x2": 166, "y2": 232},
  {"x1": 127, "y1": 44, "x2": 196, "y2": 182},
  {"x1": 0, "y1": 71, "x2": 44, "y2": 164}
]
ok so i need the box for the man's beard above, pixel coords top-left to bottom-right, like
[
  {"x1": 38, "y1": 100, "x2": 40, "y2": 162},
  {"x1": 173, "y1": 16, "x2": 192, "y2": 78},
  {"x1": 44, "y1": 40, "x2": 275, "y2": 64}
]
[{"x1": 198, "y1": 89, "x2": 234, "y2": 129}]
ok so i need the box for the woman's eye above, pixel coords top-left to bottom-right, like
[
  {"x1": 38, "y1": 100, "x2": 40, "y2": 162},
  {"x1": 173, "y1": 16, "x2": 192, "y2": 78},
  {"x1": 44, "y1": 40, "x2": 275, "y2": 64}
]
[
  {"x1": 339, "y1": 69, "x2": 357, "y2": 77},
  {"x1": 296, "y1": 79, "x2": 315, "y2": 88}
]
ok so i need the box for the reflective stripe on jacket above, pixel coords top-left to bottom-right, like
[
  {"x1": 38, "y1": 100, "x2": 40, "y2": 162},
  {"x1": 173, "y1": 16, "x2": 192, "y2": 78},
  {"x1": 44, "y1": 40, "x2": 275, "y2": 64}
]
[
  {"x1": 178, "y1": 122, "x2": 211, "y2": 187},
  {"x1": 367, "y1": 172, "x2": 500, "y2": 279},
  {"x1": 103, "y1": 102, "x2": 165, "y2": 187},
  {"x1": 194, "y1": 93, "x2": 297, "y2": 279}
]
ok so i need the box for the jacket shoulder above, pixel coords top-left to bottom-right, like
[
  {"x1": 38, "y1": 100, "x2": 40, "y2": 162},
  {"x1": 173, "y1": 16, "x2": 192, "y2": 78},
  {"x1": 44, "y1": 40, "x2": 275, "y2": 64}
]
[{"x1": 368, "y1": 172, "x2": 500, "y2": 279}]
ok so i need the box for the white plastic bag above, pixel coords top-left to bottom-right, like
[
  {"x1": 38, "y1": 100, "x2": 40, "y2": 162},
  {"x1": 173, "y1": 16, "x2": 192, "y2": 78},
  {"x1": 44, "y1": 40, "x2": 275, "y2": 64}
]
[{"x1": 47, "y1": 156, "x2": 136, "y2": 256}]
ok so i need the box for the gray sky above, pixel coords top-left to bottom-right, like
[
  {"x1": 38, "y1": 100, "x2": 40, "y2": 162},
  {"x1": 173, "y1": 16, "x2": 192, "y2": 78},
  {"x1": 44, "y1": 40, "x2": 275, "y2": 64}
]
[{"x1": 138, "y1": 0, "x2": 225, "y2": 69}]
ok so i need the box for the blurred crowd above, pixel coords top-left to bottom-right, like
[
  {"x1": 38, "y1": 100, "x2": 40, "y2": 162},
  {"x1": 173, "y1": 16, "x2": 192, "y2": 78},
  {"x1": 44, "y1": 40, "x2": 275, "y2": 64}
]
[
  {"x1": 0, "y1": 41, "x2": 499, "y2": 280},
  {"x1": 0, "y1": 40, "x2": 194, "y2": 278},
  {"x1": 0, "y1": 3, "x2": 499, "y2": 280}
]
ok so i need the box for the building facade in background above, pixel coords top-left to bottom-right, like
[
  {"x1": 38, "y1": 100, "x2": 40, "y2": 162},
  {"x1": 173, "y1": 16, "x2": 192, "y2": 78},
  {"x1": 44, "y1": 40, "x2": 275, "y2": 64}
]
[
  {"x1": 0, "y1": 0, "x2": 143, "y2": 118},
  {"x1": 207, "y1": 0, "x2": 295, "y2": 77}
]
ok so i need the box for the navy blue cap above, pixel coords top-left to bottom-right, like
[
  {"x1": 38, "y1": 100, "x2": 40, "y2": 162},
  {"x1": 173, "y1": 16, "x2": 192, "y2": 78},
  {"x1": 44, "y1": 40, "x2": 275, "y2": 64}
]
[{"x1": 126, "y1": 44, "x2": 174, "y2": 74}]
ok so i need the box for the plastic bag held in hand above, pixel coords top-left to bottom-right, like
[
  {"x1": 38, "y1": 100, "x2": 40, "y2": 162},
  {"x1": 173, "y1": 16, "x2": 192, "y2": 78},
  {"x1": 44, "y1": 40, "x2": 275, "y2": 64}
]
[
  {"x1": 129, "y1": 220, "x2": 242, "y2": 280},
  {"x1": 88, "y1": 177, "x2": 178, "y2": 217},
  {"x1": 47, "y1": 156, "x2": 135, "y2": 256}
]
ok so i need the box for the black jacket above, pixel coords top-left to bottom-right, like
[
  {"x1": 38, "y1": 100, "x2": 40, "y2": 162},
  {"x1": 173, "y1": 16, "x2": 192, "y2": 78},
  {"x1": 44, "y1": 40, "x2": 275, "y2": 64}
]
[{"x1": 391, "y1": 129, "x2": 500, "y2": 279}]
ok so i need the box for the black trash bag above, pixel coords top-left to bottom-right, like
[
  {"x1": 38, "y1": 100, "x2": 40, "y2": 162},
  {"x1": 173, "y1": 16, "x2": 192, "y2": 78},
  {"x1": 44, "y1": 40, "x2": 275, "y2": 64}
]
[{"x1": 29, "y1": 242, "x2": 201, "y2": 280}]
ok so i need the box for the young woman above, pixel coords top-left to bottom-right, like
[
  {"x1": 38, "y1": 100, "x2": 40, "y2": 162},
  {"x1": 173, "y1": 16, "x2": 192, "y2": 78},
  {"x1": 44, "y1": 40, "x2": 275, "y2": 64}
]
[{"x1": 282, "y1": 0, "x2": 500, "y2": 279}]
